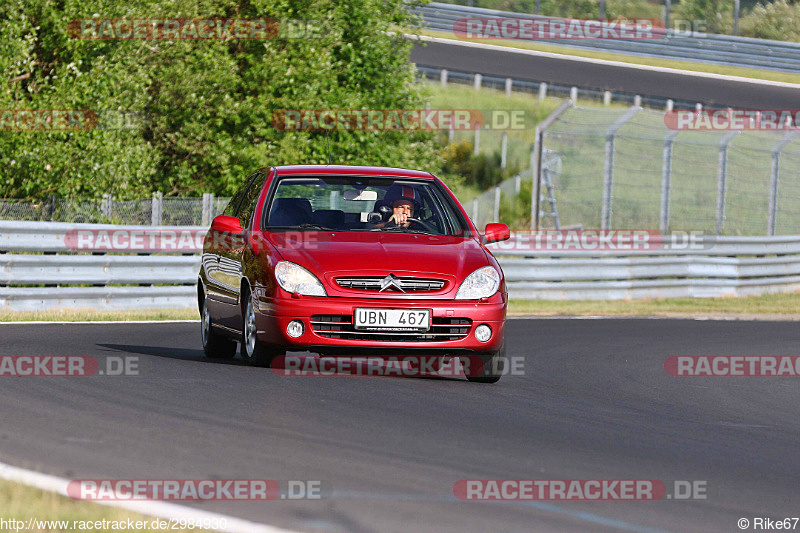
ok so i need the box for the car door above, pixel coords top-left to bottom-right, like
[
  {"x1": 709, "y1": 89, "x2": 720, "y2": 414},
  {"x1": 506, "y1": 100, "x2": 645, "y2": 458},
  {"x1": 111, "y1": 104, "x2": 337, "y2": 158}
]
[
  {"x1": 222, "y1": 171, "x2": 267, "y2": 331},
  {"x1": 204, "y1": 173, "x2": 259, "y2": 329}
]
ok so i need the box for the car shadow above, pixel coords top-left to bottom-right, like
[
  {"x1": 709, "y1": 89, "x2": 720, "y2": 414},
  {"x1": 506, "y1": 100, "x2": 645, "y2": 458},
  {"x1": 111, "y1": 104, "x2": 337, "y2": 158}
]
[
  {"x1": 96, "y1": 343, "x2": 243, "y2": 366},
  {"x1": 96, "y1": 344, "x2": 466, "y2": 381}
]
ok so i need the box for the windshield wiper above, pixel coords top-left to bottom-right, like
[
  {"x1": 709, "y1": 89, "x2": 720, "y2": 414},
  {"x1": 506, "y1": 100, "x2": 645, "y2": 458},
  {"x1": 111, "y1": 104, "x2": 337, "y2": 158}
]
[
  {"x1": 380, "y1": 226, "x2": 436, "y2": 235},
  {"x1": 269, "y1": 224, "x2": 334, "y2": 231},
  {"x1": 297, "y1": 223, "x2": 335, "y2": 230}
]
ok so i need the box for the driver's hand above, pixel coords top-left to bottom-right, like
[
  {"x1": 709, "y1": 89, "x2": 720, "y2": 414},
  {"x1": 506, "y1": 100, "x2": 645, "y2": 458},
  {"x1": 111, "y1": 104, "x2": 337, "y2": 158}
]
[{"x1": 389, "y1": 213, "x2": 409, "y2": 227}]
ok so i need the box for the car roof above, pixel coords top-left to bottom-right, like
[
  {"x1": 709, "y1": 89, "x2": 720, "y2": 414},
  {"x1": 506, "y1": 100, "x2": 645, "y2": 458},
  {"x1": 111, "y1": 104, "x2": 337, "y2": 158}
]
[{"x1": 266, "y1": 165, "x2": 436, "y2": 179}]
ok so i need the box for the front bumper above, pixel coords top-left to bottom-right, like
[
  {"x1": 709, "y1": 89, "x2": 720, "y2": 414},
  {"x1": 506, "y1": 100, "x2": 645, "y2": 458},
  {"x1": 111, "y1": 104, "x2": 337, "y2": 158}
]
[{"x1": 254, "y1": 294, "x2": 506, "y2": 353}]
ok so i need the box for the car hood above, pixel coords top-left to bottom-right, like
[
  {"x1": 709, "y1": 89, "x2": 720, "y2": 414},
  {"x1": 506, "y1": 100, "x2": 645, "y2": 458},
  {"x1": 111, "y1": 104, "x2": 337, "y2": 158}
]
[{"x1": 264, "y1": 231, "x2": 490, "y2": 298}]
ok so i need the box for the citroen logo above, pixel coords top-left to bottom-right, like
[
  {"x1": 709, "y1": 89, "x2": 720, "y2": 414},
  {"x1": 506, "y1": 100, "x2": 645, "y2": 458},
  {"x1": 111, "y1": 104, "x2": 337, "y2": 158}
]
[{"x1": 379, "y1": 273, "x2": 405, "y2": 293}]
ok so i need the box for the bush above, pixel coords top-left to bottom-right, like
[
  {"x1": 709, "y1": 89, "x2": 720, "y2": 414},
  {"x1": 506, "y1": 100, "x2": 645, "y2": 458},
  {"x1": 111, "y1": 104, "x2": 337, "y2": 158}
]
[
  {"x1": 0, "y1": 0, "x2": 440, "y2": 200},
  {"x1": 499, "y1": 179, "x2": 532, "y2": 228},
  {"x1": 739, "y1": 0, "x2": 800, "y2": 42},
  {"x1": 674, "y1": 0, "x2": 733, "y2": 35},
  {"x1": 441, "y1": 139, "x2": 518, "y2": 190}
]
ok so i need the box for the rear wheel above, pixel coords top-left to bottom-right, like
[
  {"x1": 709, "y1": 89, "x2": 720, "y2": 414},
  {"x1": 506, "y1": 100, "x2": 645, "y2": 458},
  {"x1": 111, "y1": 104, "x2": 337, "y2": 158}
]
[
  {"x1": 201, "y1": 297, "x2": 237, "y2": 359},
  {"x1": 465, "y1": 342, "x2": 506, "y2": 384},
  {"x1": 241, "y1": 291, "x2": 282, "y2": 367}
]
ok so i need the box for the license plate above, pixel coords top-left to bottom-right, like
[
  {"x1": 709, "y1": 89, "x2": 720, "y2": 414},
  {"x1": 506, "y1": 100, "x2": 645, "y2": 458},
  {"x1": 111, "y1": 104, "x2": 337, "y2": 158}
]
[{"x1": 354, "y1": 308, "x2": 431, "y2": 331}]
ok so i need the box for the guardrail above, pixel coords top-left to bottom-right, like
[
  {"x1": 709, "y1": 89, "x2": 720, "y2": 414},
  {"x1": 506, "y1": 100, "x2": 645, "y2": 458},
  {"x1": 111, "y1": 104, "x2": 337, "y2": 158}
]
[
  {"x1": 3, "y1": 222, "x2": 800, "y2": 309},
  {"x1": 487, "y1": 234, "x2": 800, "y2": 299},
  {"x1": 412, "y1": 2, "x2": 800, "y2": 73},
  {"x1": 0, "y1": 221, "x2": 201, "y2": 311}
]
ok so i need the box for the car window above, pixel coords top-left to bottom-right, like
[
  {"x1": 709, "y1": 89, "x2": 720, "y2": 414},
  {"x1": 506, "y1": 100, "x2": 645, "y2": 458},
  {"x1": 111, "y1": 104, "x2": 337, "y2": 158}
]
[
  {"x1": 237, "y1": 173, "x2": 267, "y2": 228},
  {"x1": 222, "y1": 172, "x2": 259, "y2": 218},
  {"x1": 264, "y1": 175, "x2": 469, "y2": 235}
]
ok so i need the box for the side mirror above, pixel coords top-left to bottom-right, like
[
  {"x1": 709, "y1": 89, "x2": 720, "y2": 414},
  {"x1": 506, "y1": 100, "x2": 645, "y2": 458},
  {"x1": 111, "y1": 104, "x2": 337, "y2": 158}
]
[
  {"x1": 211, "y1": 215, "x2": 243, "y2": 234},
  {"x1": 483, "y1": 223, "x2": 510, "y2": 244}
]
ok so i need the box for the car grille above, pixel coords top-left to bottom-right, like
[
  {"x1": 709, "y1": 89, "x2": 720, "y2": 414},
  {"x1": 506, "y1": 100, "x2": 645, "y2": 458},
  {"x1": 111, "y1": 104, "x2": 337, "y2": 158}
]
[
  {"x1": 336, "y1": 277, "x2": 445, "y2": 292},
  {"x1": 310, "y1": 315, "x2": 471, "y2": 342}
]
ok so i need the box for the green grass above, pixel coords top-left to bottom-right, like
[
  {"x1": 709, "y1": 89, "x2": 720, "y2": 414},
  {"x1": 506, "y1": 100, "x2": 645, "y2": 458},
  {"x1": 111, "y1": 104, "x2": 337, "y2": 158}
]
[
  {"x1": 0, "y1": 479, "x2": 197, "y2": 532},
  {"x1": 508, "y1": 291, "x2": 800, "y2": 317},
  {"x1": 415, "y1": 28, "x2": 800, "y2": 85},
  {"x1": 0, "y1": 308, "x2": 199, "y2": 322}
]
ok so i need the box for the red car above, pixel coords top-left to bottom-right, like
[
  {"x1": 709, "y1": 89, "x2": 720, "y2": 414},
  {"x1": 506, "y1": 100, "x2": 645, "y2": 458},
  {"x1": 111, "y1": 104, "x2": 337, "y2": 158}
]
[{"x1": 198, "y1": 165, "x2": 510, "y2": 383}]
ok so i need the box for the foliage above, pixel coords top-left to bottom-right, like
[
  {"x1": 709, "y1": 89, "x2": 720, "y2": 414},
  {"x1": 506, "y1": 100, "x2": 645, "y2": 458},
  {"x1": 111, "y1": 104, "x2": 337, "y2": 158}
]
[
  {"x1": 500, "y1": 179, "x2": 532, "y2": 228},
  {"x1": 440, "y1": 138, "x2": 519, "y2": 189},
  {"x1": 674, "y1": 0, "x2": 733, "y2": 34},
  {"x1": 739, "y1": 0, "x2": 800, "y2": 41},
  {"x1": 0, "y1": 0, "x2": 439, "y2": 199}
]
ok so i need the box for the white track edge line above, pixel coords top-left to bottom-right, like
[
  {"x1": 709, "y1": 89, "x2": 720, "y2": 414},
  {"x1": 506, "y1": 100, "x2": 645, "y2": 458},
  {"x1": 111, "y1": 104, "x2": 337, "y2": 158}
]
[
  {"x1": 508, "y1": 315, "x2": 800, "y2": 321},
  {"x1": 0, "y1": 320, "x2": 200, "y2": 325},
  {"x1": 410, "y1": 34, "x2": 800, "y2": 89},
  {"x1": 0, "y1": 461, "x2": 300, "y2": 533}
]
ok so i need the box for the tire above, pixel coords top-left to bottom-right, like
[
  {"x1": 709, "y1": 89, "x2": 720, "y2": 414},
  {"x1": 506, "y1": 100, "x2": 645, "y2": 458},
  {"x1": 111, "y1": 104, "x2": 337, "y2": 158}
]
[
  {"x1": 201, "y1": 297, "x2": 237, "y2": 359},
  {"x1": 241, "y1": 290, "x2": 282, "y2": 367},
  {"x1": 465, "y1": 342, "x2": 506, "y2": 384}
]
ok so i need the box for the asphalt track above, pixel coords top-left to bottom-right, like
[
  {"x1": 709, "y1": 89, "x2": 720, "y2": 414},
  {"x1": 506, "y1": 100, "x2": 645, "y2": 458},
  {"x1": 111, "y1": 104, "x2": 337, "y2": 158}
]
[
  {"x1": 1, "y1": 319, "x2": 799, "y2": 532},
  {"x1": 410, "y1": 39, "x2": 800, "y2": 109}
]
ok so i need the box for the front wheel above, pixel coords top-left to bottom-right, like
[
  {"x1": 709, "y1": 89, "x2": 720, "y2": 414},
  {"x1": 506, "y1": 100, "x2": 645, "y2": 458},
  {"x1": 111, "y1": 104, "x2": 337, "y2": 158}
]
[
  {"x1": 465, "y1": 342, "x2": 506, "y2": 384},
  {"x1": 241, "y1": 292, "x2": 282, "y2": 367},
  {"x1": 201, "y1": 297, "x2": 237, "y2": 359}
]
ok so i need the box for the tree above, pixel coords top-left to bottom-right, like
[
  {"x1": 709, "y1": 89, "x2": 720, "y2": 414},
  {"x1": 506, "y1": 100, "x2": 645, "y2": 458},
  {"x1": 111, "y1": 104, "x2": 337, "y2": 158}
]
[
  {"x1": 675, "y1": 0, "x2": 733, "y2": 34},
  {"x1": 0, "y1": 0, "x2": 439, "y2": 199}
]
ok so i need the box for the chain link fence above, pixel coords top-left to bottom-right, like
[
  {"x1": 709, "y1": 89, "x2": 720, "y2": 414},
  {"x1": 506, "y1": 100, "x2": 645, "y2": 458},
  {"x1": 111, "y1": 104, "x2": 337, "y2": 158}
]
[
  {"x1": 541, "y1": 106, "x2": 800, "y2": 235},
  {"x1": 0, "y1": 194, "x2": 231, "y2": 226}
]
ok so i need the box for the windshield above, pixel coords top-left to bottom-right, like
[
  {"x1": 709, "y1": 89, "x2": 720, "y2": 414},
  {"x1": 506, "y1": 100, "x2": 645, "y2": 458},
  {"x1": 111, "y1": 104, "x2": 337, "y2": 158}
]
[{"x1": 263, "y1": 175, "x2": 469, "y2": 236}]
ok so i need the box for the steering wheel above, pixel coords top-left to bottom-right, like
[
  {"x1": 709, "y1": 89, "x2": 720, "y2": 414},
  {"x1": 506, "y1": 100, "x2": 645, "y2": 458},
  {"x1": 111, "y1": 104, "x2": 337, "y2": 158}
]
[{"x1": 406, "y1": 217, "x2": 438, "y2": 234}]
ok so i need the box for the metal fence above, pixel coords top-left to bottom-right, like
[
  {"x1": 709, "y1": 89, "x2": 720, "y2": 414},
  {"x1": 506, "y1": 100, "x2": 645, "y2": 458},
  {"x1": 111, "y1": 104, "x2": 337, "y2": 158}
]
[
  {"x1": 0, "y1": 194, "x2": 231, "y2": 226},
  {"x1": 3, "y1": 221, "x2": 800, "y2": 309},
  {"x1": 412, "y1": 2, "x2": 800, "y2": 73},
  {"x1": 536, "y1": 104, "x2": 800, "y2": 236}
]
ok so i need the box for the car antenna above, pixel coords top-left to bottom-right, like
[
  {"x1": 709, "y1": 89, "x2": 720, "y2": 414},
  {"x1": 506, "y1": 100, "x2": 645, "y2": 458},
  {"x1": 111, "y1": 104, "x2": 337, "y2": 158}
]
[{"x1": 325, "y1": 129, "x2": 332, "y2": 165}]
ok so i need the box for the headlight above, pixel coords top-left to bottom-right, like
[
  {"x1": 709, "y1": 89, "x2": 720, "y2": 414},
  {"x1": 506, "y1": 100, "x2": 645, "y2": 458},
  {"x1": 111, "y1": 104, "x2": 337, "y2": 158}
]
[
  {"x1": 274, "y1": 261, "x2": 327, "y2": 296},
  {"x1": 455, "y1": 266, "x2": 500, "y2": 300}
]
